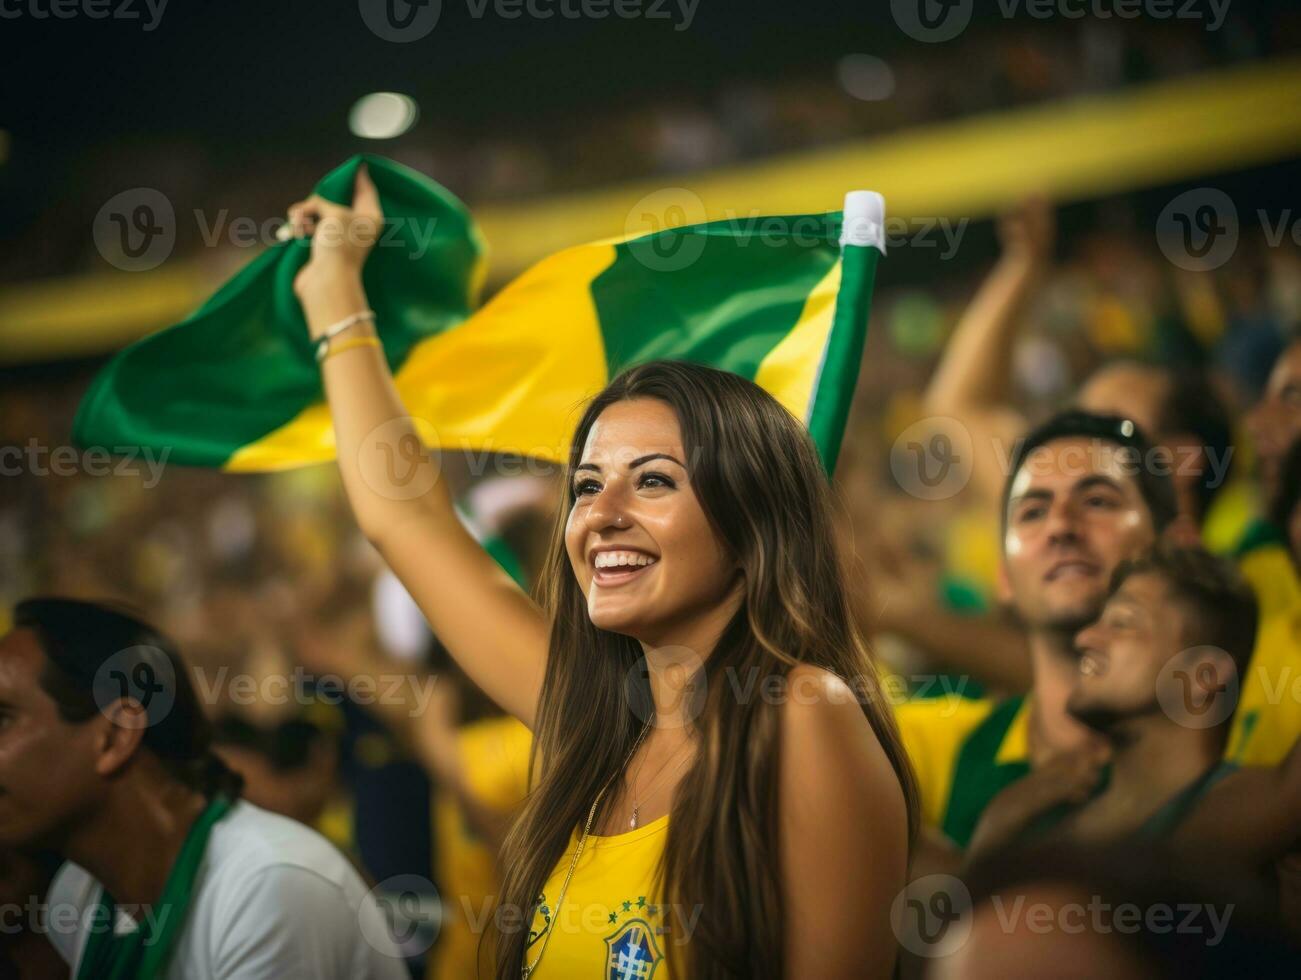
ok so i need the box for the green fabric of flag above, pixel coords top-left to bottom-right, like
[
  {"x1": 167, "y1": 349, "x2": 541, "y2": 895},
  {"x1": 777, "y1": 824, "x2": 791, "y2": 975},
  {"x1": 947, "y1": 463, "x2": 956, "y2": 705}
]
[{"x1": 74, "y1": 155, "x2": 883, "y2": 476}]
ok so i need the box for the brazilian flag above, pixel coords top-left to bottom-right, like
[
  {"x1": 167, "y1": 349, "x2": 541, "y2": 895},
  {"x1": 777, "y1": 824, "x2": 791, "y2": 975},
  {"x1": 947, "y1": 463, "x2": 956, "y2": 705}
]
[{"x1": 74, "y1": 155, "x2": 884, "y2": 474}]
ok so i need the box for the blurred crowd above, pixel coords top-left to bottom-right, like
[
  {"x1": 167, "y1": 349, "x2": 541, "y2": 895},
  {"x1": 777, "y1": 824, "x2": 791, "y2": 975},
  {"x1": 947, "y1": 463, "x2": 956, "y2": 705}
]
[
  {"x1": 3, "y1": 183, "x2": 1300, "y2": 975},
  {"x1": 3, "y1": 9, "x2": 1301, "y2": 975}
]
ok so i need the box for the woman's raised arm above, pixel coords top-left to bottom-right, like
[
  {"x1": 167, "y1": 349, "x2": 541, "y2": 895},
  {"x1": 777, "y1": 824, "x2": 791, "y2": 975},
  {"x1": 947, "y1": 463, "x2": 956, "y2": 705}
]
[{"x1": 288, "y1": 166, "x2": 549, "y2": 729}]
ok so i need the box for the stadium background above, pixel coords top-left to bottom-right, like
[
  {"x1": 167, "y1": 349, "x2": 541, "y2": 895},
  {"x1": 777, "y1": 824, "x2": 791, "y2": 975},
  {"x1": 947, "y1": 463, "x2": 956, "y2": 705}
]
[{"x1": 2, "y1": 1, "x2": 1299, "y2": 973}]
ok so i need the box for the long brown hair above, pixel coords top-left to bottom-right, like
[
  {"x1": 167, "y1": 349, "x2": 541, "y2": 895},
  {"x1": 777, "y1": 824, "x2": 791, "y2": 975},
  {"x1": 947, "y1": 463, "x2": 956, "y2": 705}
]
[{"x1": 492, "y1": 360, "x2": 917, "y2": 978}]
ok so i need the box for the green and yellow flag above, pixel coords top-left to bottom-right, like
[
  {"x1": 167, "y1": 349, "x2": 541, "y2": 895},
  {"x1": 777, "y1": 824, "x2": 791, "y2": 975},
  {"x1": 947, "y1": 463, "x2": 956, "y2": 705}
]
[{"x1": 74, "y1": 155, "x2": 884, "y2": 474}]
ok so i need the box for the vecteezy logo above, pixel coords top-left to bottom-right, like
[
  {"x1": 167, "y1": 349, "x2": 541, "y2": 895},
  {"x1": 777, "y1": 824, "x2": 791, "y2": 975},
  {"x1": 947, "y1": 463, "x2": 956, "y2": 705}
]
[
  {"x1": 381, "y1": 433, "x2": 426, "y2": 488},
  {"x1": 1157, "y1": 188, "x2": 1239, "y2": 272},
  {"x1": 890, "y1": 417, "x2": 974, "y2": 501},
  {"x1": 910, "y1": 892, "x2": 956, "y2": 944},
  {"x1": 387, "y1": 0, "x2": 429, "y2": 28},
  {"x1": 908, "y1": 433, "x2": 957, "y2": 488},
  {"x1": 359, "y1": 0, "x2": 441, "y2": 42},
  {"x1": 1156, "y1": 646, "x2": 1239, "y2": 730},
  {"x1": 112, "y1": 663, "x2": 165, "y2": 706},
  {"x1": 358, "y1": 417, "x2": 443, "y2": 501},
  {"x1": 1176, "y1": 664, "x2": 1225, "y2": 715},
  {"x1": 623, "y1": 646, "x2": 707, "y2": 728},
  {"x1": 1175, "y1": 208, "x2": 1227, "y2": 259},
  {"x1": 623, "y1": 187, "x2": 708, "y2": 273},
  {"x1": 112, "y1": 209, "x2": 162, "y2": 259},
  {"x1": 362, "y1": 874, "x2": 440, "y2": 956},
  {"x1": 890, "y1": 0, "x2": 973, "y2": 43},
  {"x1": 891, "y1": 874, "x2": 972, "y2": 957},
  {"x1": 92, "y1": 645, "x2": 177, "y2": 730},
  {"x1": 93, "y1": 188, "x2": 176, "y2": 272}
]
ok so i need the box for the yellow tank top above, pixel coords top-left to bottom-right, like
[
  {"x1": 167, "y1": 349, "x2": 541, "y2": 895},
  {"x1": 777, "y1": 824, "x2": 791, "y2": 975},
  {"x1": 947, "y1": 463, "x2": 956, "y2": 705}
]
[{"x1": 525, "y1": 814, "x2": 675, "y2": 979}]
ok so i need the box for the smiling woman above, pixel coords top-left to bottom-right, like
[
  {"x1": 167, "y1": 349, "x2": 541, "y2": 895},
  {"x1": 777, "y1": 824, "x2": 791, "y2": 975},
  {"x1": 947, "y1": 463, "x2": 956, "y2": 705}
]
[
  {"x1": 287, "y1": 168, "x2": 917, "y2": 979},
  {"x1": 565, "y1": 398, "x2": 741, "y2": 650}
]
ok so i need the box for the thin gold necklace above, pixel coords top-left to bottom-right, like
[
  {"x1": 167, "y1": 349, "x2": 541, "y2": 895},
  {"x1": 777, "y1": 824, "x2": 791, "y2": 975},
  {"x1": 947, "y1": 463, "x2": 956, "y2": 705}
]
[
  {"x1": 627, "y1": 732, "x2": 695, "y2": 829},
  {"x1": 521, "y1": 716, "x2": 654, "y2": 980}
]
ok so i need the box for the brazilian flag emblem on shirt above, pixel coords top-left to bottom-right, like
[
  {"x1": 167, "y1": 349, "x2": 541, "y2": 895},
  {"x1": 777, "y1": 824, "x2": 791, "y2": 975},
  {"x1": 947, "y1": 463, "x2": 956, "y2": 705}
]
[
  {"x1": 604, "y1": 918, "x2": 663, "y2": 979},
  {"x1": 73, "y1": 154, "x2": 885, "y2": 474}
]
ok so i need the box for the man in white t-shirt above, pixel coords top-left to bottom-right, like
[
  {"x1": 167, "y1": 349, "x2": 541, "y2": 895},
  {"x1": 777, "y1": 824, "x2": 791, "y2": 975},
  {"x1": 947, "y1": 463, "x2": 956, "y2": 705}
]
[
  {"x1": 0, "y1": 598, "x2": 409, "y2": 979},
  {"x1": 46, "y1": 799, "x2": 407, "y2": 979}
]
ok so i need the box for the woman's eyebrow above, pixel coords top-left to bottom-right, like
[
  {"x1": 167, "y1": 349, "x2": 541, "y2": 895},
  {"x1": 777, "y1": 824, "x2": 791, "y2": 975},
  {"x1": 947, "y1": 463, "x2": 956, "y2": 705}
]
[
  {"x1": 574, "y1": 452, "x2": 685, "y2": 473},
  {"x1": 630, "y1": 452, "x2": 684, "y2": 468}
]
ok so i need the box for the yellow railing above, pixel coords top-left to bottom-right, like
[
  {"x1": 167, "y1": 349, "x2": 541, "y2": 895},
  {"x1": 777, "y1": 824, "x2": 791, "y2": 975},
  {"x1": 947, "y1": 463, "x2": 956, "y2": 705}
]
[{"x1": 4, "y1": 56, "x2": 1301, "y2": 365}]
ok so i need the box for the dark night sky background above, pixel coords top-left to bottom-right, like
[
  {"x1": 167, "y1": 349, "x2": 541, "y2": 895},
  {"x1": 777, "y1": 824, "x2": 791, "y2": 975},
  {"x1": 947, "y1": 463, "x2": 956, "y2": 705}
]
[
  {"x1": 1, "y1": 0, "x2": 1297, "y2": 291},
  {"x1": 5, "y1": 2, "x2": 904, "y2": 148},
  {"x1": 5, "y1": 1, "x2": 1291, "y2": 156}
]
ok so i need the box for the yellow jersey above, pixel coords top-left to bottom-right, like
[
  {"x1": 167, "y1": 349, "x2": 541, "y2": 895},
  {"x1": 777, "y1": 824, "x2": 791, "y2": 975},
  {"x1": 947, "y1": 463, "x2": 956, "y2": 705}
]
[
  {"x1": 1228, "y1": 606, "x2": 1301, "y2": 766},
  {"x1": 1237, "y1": 531, "x2": 1300, "y2": 624},
  {"x1": 893, "y1": 695, "x2": 1032, "y2": 847},
  {"x1": 1231, "y1": 533, "x2": 1301, "y2": 765},
  {"x1": 896, "y1": 633, "x2": 1299, "y2": 851},
  {"x1": 525, "y1": 814, "x2": 675, "y2": 980}
]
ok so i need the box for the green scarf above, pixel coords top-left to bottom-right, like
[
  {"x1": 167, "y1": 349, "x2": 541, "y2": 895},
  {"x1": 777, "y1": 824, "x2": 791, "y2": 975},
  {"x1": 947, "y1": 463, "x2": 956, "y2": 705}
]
[{"x1": 76, "y1": 795, "x2": 233, "y2": 980}]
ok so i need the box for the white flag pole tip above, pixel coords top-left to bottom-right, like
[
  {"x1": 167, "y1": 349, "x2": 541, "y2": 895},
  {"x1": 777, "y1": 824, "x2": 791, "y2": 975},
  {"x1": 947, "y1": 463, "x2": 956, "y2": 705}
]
[{"x1": 840, "y1": 190, "x2": 886, "y2": 253}]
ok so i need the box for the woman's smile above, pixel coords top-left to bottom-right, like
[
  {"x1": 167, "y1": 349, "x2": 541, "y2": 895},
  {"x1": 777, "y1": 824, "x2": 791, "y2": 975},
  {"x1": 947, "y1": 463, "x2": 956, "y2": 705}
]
[{"x1": 590, "y1": 547, "x2": 660, "y2": 588}]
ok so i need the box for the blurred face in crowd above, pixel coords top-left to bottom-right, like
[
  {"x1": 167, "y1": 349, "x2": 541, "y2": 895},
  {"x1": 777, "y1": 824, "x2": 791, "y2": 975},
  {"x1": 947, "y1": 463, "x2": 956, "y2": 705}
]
[
  {"x1": 1077, "y1": 363, "x2": 1170, "y2": 441},
  {"x1": 216, "y1": 733, "x2": 338, "y2": 827},
  {"x1": 565, "y1": 398, "x2": 740, "y2": 647},
  {"x1": 1247, "y1": 338, "x2": 1301, "y2": 506},
  {"x1": 1003, "y1": 438, "x2": 1156, "y2": 634},
  {"x1": 1156, "y1": 431, "x2": 1212, "y2": 547},
  {"x1": 0, "y1": 629, "x2": 105, "y2": 849},
  {"x1": 1068, "y1": 572, "x2": 1186, "y2": 731},
  {"x1": 1079, "y1": 365, "x2": 1206, "y2": 544}
]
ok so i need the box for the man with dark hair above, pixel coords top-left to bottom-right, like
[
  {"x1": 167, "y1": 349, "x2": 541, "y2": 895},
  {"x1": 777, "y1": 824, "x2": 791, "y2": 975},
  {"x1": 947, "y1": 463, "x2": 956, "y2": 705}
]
[
  {"x1": 890, "y1": 197, "x2": 1238, "y2": 698},
  {"x1": 1172, "y1": 441, "x2": 1301, "y2": 936},
  {"x1": 965, "y1": 546, "x2": 1258, "y2": 857},
  {"x1": 922, "y1": 196, "x2": 1235, "y2": 540},
  {"x1": 0, "y1": 598, "x2": 406, "y2": 979},
  {"x1": 897, "y1": 410, "x2": 1174, "y2": 850}
]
